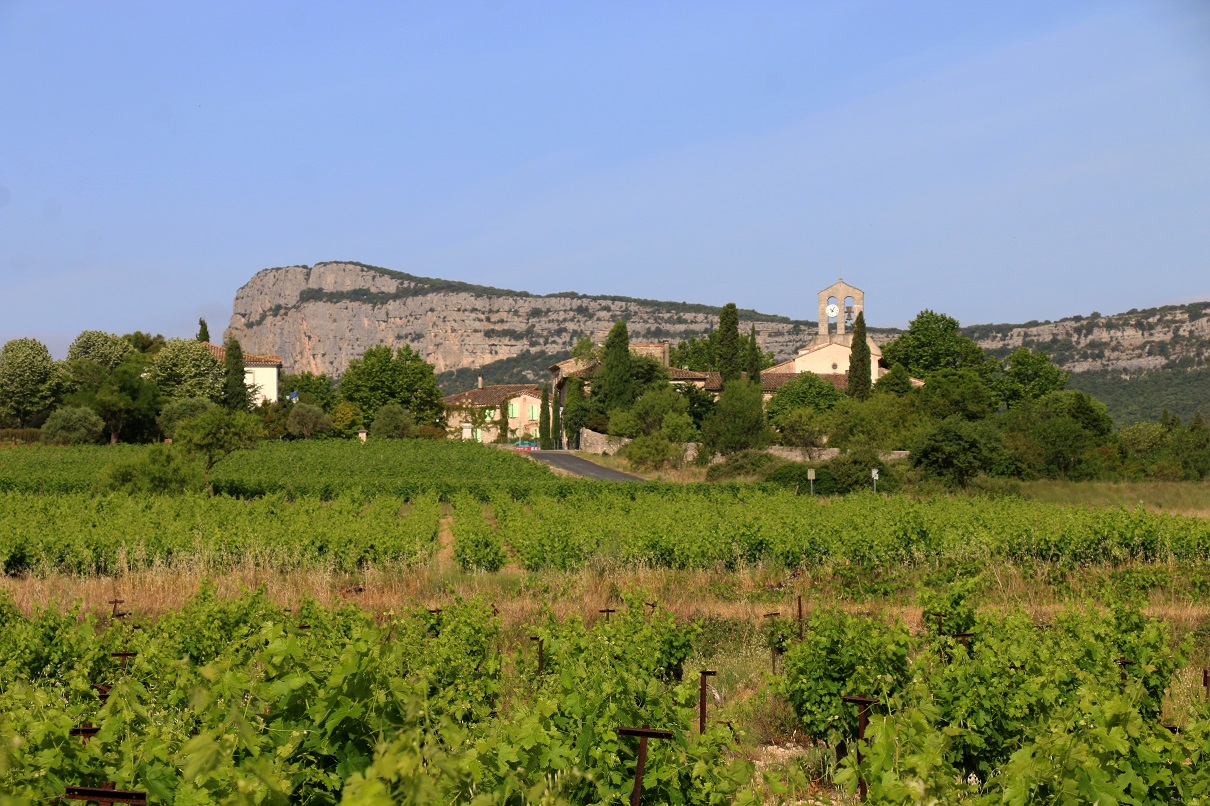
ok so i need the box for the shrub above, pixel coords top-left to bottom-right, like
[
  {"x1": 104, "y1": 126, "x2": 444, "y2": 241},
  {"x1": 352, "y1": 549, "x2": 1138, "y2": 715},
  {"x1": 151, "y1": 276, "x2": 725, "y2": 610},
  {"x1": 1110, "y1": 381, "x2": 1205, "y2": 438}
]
[
  {"x1": 622, "y1": 433, "x2": 675, "y2": 469},
  {"x1": 371, "y1": 403, "x2": 416, "y2": 439},
  {"x1": 157, "y1": 397, "x2": 217, "y2": 440},
  {"x1": 705, "y1": 449, "x2": 786, "y2": 481},
  {"x1": 40, "y1": 407, "x2": 105, "y2": 445},
  {"x1": 286, "y1": 403, "x2": 332, "y2": 439},
  {"x1": 95, "y1": 445, "x2": 202, "y2": 494}
]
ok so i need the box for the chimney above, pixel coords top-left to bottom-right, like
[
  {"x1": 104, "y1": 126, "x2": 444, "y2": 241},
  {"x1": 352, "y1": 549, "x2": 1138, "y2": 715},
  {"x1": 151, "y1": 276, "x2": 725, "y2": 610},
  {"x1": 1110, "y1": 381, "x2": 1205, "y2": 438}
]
[{"x1": 477, "y1": 375, "x2": 484, "y2": 389}]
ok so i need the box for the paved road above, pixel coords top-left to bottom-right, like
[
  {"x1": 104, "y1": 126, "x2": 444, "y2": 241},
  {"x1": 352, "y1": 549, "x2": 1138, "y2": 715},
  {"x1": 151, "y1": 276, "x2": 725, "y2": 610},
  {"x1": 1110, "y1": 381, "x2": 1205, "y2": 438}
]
[{"x1": 525, "y1": 451, "x2": 646, "y2": 482}]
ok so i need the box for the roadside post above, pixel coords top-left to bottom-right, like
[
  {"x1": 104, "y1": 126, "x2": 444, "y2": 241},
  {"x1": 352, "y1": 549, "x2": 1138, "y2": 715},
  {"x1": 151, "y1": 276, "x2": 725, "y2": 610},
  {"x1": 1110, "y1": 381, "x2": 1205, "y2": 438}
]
[
  {"x1": 871, "y1": 468, "x2": 879, "y2": 493},
  {"x1": 698, "y1": 670, "x2": 717, "y2": 734},
  {"x1": 807, "y1": 467, "x2": 815, "y2": 495}
]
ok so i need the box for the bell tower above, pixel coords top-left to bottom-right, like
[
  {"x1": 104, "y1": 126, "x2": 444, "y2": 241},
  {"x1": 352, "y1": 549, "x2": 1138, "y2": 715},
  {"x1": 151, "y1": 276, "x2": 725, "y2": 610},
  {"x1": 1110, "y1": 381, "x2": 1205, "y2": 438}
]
[{"x1": 817, "y1": 279, "x2": 864, "y2": 339}]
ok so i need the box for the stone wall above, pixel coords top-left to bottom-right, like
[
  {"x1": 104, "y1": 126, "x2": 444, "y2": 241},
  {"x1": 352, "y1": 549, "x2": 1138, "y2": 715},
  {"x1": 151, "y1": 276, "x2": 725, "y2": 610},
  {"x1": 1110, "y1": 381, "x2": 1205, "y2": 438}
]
[{"x1": 577, "y1": 428, "x2": 631, "y2": 455}]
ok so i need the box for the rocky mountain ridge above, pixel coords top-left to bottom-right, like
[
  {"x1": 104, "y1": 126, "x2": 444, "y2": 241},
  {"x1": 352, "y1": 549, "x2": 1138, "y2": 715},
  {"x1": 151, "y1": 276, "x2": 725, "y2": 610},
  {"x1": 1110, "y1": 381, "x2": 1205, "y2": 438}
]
[{"x1": 226, "y1": 262, "x2": 1210, "y2": 388}]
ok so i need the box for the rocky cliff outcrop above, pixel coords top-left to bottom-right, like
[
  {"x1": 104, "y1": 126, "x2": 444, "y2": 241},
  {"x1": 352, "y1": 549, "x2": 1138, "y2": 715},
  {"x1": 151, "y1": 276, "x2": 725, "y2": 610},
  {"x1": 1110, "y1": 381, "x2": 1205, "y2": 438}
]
[
  {"x1": 225, "y1": 261, "x2": 889, "y2": 378},
  {"x1": 964, "y1": 303, "x2": 1210, "y2": 373},
  {"x1": 227, "y1": 261, "x2": 1210, "y2": 383}
]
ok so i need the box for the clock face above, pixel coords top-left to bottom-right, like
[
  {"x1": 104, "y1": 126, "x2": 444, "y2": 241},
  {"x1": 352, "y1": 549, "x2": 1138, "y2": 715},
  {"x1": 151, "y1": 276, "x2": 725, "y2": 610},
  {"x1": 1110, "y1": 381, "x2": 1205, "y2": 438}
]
[{"x1": 826, "y1": 303, "x2": 839, "y2": 318}]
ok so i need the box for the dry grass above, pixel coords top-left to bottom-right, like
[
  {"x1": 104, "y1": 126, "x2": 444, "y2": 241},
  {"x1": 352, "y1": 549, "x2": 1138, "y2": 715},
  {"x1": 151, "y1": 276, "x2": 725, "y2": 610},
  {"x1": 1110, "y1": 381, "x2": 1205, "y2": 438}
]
[{"x1": 1019, "y1": 479, "x2": 1210, "y2": 517}]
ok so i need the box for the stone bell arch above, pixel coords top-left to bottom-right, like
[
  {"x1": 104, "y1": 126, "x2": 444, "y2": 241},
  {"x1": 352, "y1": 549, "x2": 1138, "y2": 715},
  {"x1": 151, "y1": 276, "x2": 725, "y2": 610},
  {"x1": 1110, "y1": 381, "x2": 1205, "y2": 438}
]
[{"x1": 817, "y1": 279, "x2": 864, "y2": 338}]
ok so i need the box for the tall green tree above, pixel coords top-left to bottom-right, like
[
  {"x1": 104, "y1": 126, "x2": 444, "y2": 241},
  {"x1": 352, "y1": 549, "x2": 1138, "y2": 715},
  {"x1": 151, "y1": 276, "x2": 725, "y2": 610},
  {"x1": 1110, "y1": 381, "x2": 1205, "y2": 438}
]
[
  {"x1": 338, "y1": 345, "x2": 445, "y2": 426},
  {"x1": 0, "y1": 338, "x2": 66, "y2": 427},
  {"x1": 716, "y1": 303, "x2": 741, "y2": 384},
  {"x1": 538, "y1": 385, "x2": 553, "y2": 449},
  {"x1": 846, "y1": 312, "x2": 872, "y2": 401},
  {"x1": 279, "y1": 371, "x2": 337, "y2": 412},
  {"x1": 196, "y1": 318, "x2": 210, "y2": 343},
  {"x1": 745, "y1": 324, "x2": 762, "y2": 381},
  {"x1": 551, "y1": 392, "x2": 562, "y2": 449},
  {"x1": 765, "y1": 373, "x2": 844, "y2": 424},
  {"x1": 594, "y1": 320, "x2": 634, "y2": 412},
  {"x1": 174, "y1": 408, "x2": 262, "y2": 496},
  {"x1": 703, "y1": 378, "x2": 770, "y2": 456},
  {"x1": 66, "y1": 354, "x2": 161, "y2": 443},
  {"x1": 495, "y1": 398, "x2": 511, "y2": 443},
  {"x1": 562, "y1": 377, "x2": 587, "y2": 448},
  {"x1": 151, "y1": 339, "x2": 224, "y2": 401},
  {"x1": 67, "y1": 331, "x2": 134, "y2": 370},
  {"x1": 997, "y1": 347, "x2": 1068, "y2": 408},
  {"x1": 222, "y1": 337, "x2": 252, "y2": 411},
  {"x1": 882, "y1": 310, "x2": 988, "y2": 379}
]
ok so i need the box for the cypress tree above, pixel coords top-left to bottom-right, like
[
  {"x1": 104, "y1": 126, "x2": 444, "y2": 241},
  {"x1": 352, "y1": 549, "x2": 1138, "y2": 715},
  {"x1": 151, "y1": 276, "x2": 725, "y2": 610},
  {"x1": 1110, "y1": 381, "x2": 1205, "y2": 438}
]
[
  {"x1": 222, "y1": 337, "x2": 252, "y2": 411},
  {"x1": 596, "y1": 320, "x2": 634, "y2": 411},
  {"x1": 847, "y1": 311, "x2": 872, "y2": 401},
  {"x1": 539, "y1": 385, "x2": 553, "y2": 449},
  {"x1": 196, "y1": 318, "x2": 210, "y2": 343},
  {"x1": 562, "y1": 377, "x2": 586, "y2": 449},
  {"x1": 717, "y1": 303, "x2": 741, "y2": 385},
  {"x1": 745, "y1": 324, "x2": 762, "y2": 382},
  {"x1": 551, "y1": 392, "x2": 562, "y2": 449},
  {"x1": 495, "y1": 398, "x2": 510, "y2": 443}
]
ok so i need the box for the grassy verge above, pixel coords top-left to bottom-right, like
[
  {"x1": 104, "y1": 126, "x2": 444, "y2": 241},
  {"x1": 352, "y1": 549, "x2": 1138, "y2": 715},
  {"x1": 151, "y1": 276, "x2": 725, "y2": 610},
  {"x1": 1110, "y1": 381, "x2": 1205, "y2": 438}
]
[{"x1": 1019, "y1": 479, "x2": 1210, "y2": 516}]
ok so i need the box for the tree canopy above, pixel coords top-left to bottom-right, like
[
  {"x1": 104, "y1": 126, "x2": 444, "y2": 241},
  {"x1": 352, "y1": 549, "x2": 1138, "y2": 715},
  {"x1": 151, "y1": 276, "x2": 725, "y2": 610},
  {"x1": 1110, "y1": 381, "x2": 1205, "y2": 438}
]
[
  {"x1": 765, "y1": 373, "x2": 844, "y2": 424},
  {"x1": 151, "y1": 339, "x2": 224, "y2": 402},
  {"x1": 593, "y1": 320, "x2": 634, "y2": 412},
  {"x1": 0, "y1": 338, "x2": 66, "y2": 427},
  {"x1": 338, "y1": 345, "x2": 445, "y2": 426},
  {"x1": 882, "y1": 310, "x2": 988, "y2": 379},
  {"x1": 66, "y1": 331, "x2": 134, "y2": 370}
]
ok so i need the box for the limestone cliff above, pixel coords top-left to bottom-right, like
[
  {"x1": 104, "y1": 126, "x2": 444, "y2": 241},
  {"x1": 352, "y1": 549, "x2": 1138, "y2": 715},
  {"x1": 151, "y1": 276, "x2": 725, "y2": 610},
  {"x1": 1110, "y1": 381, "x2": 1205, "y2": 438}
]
[
  {"x1": 225, "y1": 261, "x2": 881, "y2": 378},
  {"x1": 226, "y1": 261, "x2": 1210, "y2": 385}
]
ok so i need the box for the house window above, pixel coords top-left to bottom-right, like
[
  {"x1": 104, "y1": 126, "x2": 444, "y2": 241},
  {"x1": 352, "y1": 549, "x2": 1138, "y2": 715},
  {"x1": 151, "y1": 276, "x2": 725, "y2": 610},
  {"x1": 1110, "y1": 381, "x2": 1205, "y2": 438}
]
[
  {"x1": 472, "y1": 428, "x2": 483, "y2": 442},
  {"x1": 508, "y1": 402, "x2": 519, "y2": 418},
  {"x1": 484, "y1": 408, "x2": 496, "y2": 420},
  {"x1": 527, "y1": 404, "x2": 539, "y2": 421}
]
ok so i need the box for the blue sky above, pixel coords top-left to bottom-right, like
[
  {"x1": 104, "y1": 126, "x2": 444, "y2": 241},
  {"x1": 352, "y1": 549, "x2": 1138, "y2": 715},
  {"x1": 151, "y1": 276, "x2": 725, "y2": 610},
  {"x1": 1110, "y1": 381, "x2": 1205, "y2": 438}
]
[{"x1": 2, "y1": 1, "x2": 1208, "y2": 355}]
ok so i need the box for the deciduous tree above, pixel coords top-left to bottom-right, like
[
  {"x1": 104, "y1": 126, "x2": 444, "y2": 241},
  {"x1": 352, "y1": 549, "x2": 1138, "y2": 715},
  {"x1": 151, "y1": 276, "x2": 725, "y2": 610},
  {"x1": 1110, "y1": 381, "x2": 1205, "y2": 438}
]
[
  {"x1": 0, "y1": 338, "x2": 66, "y2": 427},
  {"x1": 339, "y1": 345, "x2": 445, "y2": 426},
  {"x1": 173, "y1": 408, "x2": 262, "y2": 495},
  {"x1": 882, "y1": 310, "x2": 988, "y2": 379},
  {"x1": 66, "y1": 331, "x2": 134, "y2": 370},
  {"x1": 766, "y1": 373, "x2": 843, "y2": 424},
  {"x1": 67, "y1": 354, "x2": 160, "y2": 443},
  {"x1": 151, "y1": 339, "x2": 224, "y2": 402}
]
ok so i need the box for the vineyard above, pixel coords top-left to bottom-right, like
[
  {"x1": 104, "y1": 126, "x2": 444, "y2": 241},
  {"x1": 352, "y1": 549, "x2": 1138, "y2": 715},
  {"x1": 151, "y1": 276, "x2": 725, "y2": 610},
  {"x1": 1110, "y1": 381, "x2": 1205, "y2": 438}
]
[
  {"x1": 0, "y1": 590, "x2": 751, "y2": 804},
  {"x1": 0, "y1": 441, "x2": 563, "y2": 498},
  {"x1": 3, "y1": 440, "x2": 1210, "y2": 802},
  {"x1": 1, "y1": 587, "x2": 1208, "y2": 803},
  {"x1": 2, "y1": 487, "x2": 1209, "y2": 576}
]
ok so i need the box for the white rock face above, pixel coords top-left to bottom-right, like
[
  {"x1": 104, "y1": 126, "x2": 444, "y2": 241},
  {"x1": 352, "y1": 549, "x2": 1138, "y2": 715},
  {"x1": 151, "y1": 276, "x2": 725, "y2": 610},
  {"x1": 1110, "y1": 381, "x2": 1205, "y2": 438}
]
[
  {"x1": 226, "y1": 261, "x2": 1210, "y2": 379},
  {"x1": 225, "y1": 262, "x2": 863, "y2": 376}
]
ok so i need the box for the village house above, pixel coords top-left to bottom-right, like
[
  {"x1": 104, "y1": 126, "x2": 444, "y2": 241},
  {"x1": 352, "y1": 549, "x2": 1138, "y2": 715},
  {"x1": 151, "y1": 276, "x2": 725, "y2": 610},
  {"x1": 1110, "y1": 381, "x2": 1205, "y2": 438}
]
[
  {"x1": 443, "y1": 379, "x2": 544, "y2": 443},
  {"x1": 204, "y1": 342, "x2": 282, "y2": 405}
]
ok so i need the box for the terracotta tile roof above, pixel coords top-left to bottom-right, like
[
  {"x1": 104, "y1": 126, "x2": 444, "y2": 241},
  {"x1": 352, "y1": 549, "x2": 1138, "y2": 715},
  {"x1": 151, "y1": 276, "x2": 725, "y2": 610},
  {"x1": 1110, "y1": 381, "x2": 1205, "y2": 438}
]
[
  {"x1": 765, "y1": 358, "x2": 797, "y2": 373},
  {"x1": 668, "y1": 367, "x2": 708, "y2": 380},
  {"x1": 205, "y1": 343, "x2": 282, "y2": 368},
  {"x1": 758, "y1": 372, "x2": 799, "y2": 393},
  {"x1": 696, "y1": 370, "x2": 849, "y2": 393},
  {"x1": 443, "y1": 383, "x2": 542, "y2": 408}
]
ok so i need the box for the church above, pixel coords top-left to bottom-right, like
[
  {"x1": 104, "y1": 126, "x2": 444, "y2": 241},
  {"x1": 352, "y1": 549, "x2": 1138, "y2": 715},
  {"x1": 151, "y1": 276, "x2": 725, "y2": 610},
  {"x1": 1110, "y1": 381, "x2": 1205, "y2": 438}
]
[{"x1": 762, "y1": 279, "x2": 888, "y2": 387}]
